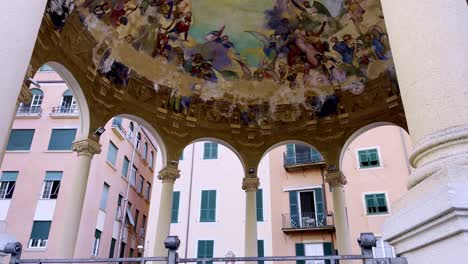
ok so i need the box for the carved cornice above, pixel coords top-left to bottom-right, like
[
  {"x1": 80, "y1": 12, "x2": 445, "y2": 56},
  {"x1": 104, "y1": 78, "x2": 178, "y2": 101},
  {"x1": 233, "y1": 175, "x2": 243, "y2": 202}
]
[
  {"x1": 242, "y1": 177, "x2": 260, "y2": 192},
  {"x1": 158, "y1": 164, "x2": 181, "y2": 183},
  {"x1": 325, "y1": 171, "x2": 347, "y2": 187},
  {"x1": 71, "y1": 138, "x2": 102, "y2": 157}
]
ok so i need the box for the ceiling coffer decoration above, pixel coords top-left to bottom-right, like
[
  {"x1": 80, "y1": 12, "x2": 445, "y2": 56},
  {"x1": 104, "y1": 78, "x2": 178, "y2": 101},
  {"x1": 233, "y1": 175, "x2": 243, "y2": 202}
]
[{"x1": 45, "y1": 0, "x2": 401, "y2": 131}]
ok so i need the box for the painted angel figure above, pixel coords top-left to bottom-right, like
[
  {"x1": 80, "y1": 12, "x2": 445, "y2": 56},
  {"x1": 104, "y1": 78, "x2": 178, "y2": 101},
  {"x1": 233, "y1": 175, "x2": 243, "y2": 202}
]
[{"x1": 245, "y1": 31, "x2": 284, "y2": 60}]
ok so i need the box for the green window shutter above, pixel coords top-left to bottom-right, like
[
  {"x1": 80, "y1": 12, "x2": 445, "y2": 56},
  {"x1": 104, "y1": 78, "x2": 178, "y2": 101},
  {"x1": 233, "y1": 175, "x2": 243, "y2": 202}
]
[
  {"x1": 203, "y1": 143, "x2": 210, "y2": 159},
  {"x1": 1, "y1": 171, "x2": 19, "y2": 182},
  {"x1": 122, "y1": 156, "x2": 129, "y2": 177},
  {"x1": 30, "y1": 221, "x2": 52, "y2": 240},
  {"x1": 197, "y1": 240, "x2": 214, "y2": 264},
  {"x1": 48, "y1": 129, "x2": 77, "y2": 150},
  {"x1": 212, "y1": 143, "x2": 218, "y2": 159},
  {"x1": 368, "y1": 149, "x2": 380, "y2": 166},
  {"x1": 295, "y1": 243, "x2": 305, "y2": 264},
  {"x1": 200, "y1": 190, "x2": 216, "y2": 222},
  {"x1": 314, "y1": 188, "x2": 325, "y2": 226},
  {"x1": 208, "y1": 190, "x2": 216, "y2": 221},
  {"x1": 257, "y1": 240, "x2": 264, "y2": 264},
  {"x1": 7, "y1": 129, "x2": 35, "y2": 151},
  {"x1": 286, "y1": 144, "x2": 295, "y2": 157},
  {"x1": 107, "y1": 141, "x2": 118, "y2": 166},
  {"x1": 323, "y1": 242, "x2": 333, "y2": 264},
  {"x1": 289, "y1": 191, "x2": 299, "y2": 227},
  {"x1": 203, "y1": 143, "x2": 218, "y2": 159},
  {"x1": 256, "y1": 189, "x2": 264, "y2": 222},
  {"x1": 365, "y1": 193, "x2": 388, "y2": 214},
  {"x1": 171, "y1": 191, "x2": 180, "y2": 223},
  {"x1": 95, "y1": 229, "x2": 102, "y2": 239},
  {"x1": 197, "y1": 240, "x2": 205, "y2": 258},
  {"x1": 206, "y1": 240, "x2": 214, "y2": 258},
  {"x1": 109, "y1": 238, "x2": 116, "y2": 258},
  {"x1": 200, "y1": 191, "x2": 208, "y2": 221},
  {"x1": 45, "y1": 171, "x2": 62, "y2": 181}
]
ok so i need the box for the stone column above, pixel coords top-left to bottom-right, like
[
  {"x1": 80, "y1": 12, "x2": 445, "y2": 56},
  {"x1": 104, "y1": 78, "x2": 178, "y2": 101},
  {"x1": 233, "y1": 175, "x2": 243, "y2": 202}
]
[
  {"x1": 54, "y1": 138, "x2": 101, "y2": 258},
  {"x1": 153, "y1": 164, "x2": 180, "y2": 256},
  {"x1": 0, "y1": 0, "x2": 47, "y2": 168},
  {"x1": 326, "y1": 171, "x2": 352, "y2": 256},
  {"x1": 242, "y1": 177, "x2": 260, "y2": 258},
  {"x1": 379, "y1": 1, "x2": 468, "y2": 263}
]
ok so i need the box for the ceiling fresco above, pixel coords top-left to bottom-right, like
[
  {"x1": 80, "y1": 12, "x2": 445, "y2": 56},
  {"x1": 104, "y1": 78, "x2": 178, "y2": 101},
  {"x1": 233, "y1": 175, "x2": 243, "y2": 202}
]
[{"x1": 45, "y1": 0, "x2": 399, "y2": 128}]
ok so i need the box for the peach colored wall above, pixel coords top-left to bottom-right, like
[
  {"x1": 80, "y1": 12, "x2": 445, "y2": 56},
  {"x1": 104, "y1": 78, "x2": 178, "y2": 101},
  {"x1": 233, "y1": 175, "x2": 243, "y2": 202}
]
[{"x1": 1, "y1": 70, "x2": 156, "y2": 259}]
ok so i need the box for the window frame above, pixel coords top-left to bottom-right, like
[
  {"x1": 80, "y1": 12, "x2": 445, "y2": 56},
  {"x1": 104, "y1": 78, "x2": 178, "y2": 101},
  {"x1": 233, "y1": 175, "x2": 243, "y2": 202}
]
[
  {"x1": 122, "y1": 156, "x2": 130, "y2": 178},
  {"x1": 106, "y1": 141, "x2": 119, "y2": 167},
  {"x1": 28, "y1": 221, "x2": 51, "y2": 249},
  {"x1": 203, "y1": 142, "x2": 218, "y2": 160},
  {"x1": 0, "y1": 181, "x2": 16, "y2": 199},
  {"x1": 47, "y1": 128, "x2": 78, "y2": 151},
  {"x1": 355, "y1": 146, "x2": 383, "y2": 169},
  {"x1": 92, "y1": 229, "x2": 102, "y2": 256},
  {"x1": 137, "y1": 175, "x2": 144, "y2": 194},
  {"x1": 363, "y1": 192, "x2": 390, "y2": 216},
  {"x1": 200, "y1": 190, "x2": 217, "y2": 222},
  {"x1": 6, "y1": 129, "x2": 35, "y2": 151},
  {"x1": 145, "y1": 182, "x2": 151, "y2": 200},
  {"x1": 41, "y1": 180, "x2": 61, "y2": 199},
  {"x1": 99, "y1": 183, "x2": 110, "y2": 211}
]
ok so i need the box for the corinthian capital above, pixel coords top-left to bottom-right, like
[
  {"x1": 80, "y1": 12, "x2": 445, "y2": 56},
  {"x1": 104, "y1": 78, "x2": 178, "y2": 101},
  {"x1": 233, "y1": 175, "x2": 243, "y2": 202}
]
[
  {"x1": 72, "y1": 138, "x2": 102, "y2": 157},
  {"x1": 242, "y1": 177, "x2": 260, "y2": 192},
  {"x1": 158, "y1": 164, "x2": 180, "y2": 183},
  {"x1": 325, "y1": 171, "x2": 347, "y2": 187}
]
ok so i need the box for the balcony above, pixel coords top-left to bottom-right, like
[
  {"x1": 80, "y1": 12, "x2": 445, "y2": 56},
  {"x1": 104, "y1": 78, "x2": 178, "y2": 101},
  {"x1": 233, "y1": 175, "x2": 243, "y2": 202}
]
[
  {"x1": 282, "y1": 212, "x2": 335, "y2": 233},
  {"x1": 111, "y1": 119, "x2": 127, "y2": 140},
  {"x1": 50, "y1": 106, "x2": 79, "y2": 118},
  {"x1": 283, "y1": 151, "x2": 325, "y2": 171},
  {"x1": 16, "y1": 106, "x2": 42, "y2": 118}
]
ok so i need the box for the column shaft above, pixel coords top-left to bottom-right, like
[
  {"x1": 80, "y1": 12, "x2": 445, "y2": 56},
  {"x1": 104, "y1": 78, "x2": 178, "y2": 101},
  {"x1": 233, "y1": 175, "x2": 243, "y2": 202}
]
[{"x1": 243, "y1": 177, "x2": 260, "y2": 258}]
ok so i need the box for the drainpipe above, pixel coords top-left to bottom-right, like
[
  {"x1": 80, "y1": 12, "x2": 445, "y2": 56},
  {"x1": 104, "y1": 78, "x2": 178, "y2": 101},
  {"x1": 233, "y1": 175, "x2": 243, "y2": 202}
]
[
  {"x1": 116, "y1": 123, "x2": 140, "y2": 258},
  {"x1": 184, "y1": 143, "x2": 196, "y2": 258}
]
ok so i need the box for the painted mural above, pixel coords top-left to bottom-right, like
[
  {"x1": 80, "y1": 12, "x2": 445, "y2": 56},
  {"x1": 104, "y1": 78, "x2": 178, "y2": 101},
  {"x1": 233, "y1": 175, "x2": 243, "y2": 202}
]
[{"x1": 46, "y1": 0, "x2": 398, "y2": 121}]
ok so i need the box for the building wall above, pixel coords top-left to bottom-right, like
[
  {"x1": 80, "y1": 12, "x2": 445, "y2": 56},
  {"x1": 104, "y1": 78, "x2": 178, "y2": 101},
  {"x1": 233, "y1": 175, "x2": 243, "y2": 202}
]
[{"x1": 0, "y1": 69, "x2": 156, "y2": 259}]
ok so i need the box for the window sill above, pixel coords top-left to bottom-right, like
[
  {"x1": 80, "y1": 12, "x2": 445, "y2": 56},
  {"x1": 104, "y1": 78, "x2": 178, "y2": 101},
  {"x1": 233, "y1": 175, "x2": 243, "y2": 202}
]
[
  {"x1": 44, "y1": 150, "x2": 73, "y2": 153},
  {"x1": 5, "y1": 150, "x2": 31, "y2": 153},
  {"x1": 106, "y1": 161, "x2": 117, "y2": 171},
  {"x1": 358, "y1": 165, "x2": 383, "y2": 171},
  {"x1": 366, "y1": 212, "x2": 390, "y2": 217},
  {"x1": 24, "y1": 248, "x2": 47, "y2": 252}
]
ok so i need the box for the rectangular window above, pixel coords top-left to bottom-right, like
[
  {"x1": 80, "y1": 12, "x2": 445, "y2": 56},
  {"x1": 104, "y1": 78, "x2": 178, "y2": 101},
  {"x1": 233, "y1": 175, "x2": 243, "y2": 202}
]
[
  {"x1": 109, "y1": 238, "x2": 116, "y2": 258},
  {"x1": 358, "y1": 148, "x2": 380, "y2": 168},
  {"x1": 29, "y1": 221, "x2": 51, "y2": 248},
  {"x1": 125, "y1": 202, "x2": 132, "y2": 226},
  {"x1": 0, "y1": 172, "x2": 18, "y2": 199},
  {"x1": 48, "y1": 129, "x2": 77, "y2": 150},
  {"x1": 92, "y1": 229, "x2": 101, "y2": 256},
  {"x1": 203, "y1": 142, "x2": 218, "y2": 160},
  {"x1": 257, "y1": 240, "x2": 265, "y2": 264},
  {"x1": 197, "y1": 240, "x2": 214, "y2": 264},
  {"x1": 130, "y1": 165, "x2": 137, "y2": 186},
  {"x1": 119, "y1": 242, "x2": 126, "y2": 258},
  {"x1": 41, "y1": 172, "x2": 62, "y2": 199},
  {"x1": 145, "y1": 182, "x2": 151, "y2": 200},
  {"x1": 372, "y1": 238, "x2": 395, "y2": 258},
  {"x1": 100, "y1": 183, "x2": 110, "y2": 210},
  {"x1": 134, "y1": 209, "x2": 140, "y2": 232},
  {"x1": 7, "y1": 129, "x2": 35, "y2": 151},
  {"x1": 200, "y1": 190, "x2": 216, "y2": 222},
  {"x1": 365, "y1": 193, "x2": 388, "y2": 215},
  {"x1": 116, "y1": 194, "x2": 123, "y2": 219},
  {"x1": 138, "y1": 175, "x2": 144, "y2": 194},
  {"x1": 122, "y1": 156, "x2": 130, "y2": 178},
  {"x1": 171, "y1": 191, "x2": 180, "y2": 223},
  {"x1": 129, "y1": 248, "x2": 134, "y2": 257},
  {"x1": 256, "y1": 189, "x2": 264, "y2": 222},
  {"x1": 107, "y1": 141, "x2": 118, "y2": 166}
]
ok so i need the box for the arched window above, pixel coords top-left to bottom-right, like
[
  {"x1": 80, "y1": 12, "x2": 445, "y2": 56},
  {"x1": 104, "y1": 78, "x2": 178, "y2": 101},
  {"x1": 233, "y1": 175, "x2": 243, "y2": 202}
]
[
  {"x1": 143, "y1": 142, "x2": 148, "y2": 160},
  {"x1": 136, "y1": 133, "x2": 141, "y2": 149},
  {"x1": 60, "y1": 89, "x2": 77, "y2": 113},
  {"x1": 128, "y1": 122, "x2": 134, "y2": 139},
  {"x1": 149, "y1": 151, "x2": 154, "y2": 169},
  {"x1": 29, "y1": 88, "x2": 44, "y2": 112}
]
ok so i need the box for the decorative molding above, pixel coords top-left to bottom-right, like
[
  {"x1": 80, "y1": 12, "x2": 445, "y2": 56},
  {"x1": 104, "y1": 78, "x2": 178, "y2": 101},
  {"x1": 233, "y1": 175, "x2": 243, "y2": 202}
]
[
  {"x1": 325, "y1": 171, "x2": 347, "y2": 187},
  {"x1": 162, "y1": 127, "x2": 189, "y2": 138},
  {"x1": 237, "y1": 139, "x2": 264, "y2": 148},
  {"x1": 158, "y1": 164, "x2": 180, "y2": 183},
  {"x1": 242, "y1": 177, "x2": 260, "y2": 192},
  {"x1": 71, "y1": 138, "x2": 102, "y2": 157}
]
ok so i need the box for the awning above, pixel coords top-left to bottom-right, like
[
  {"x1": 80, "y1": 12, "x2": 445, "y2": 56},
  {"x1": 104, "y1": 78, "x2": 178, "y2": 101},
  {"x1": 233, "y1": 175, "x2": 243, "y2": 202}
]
[{"x1": 126, "y1": 207, "x2": 135, "y2": 226}]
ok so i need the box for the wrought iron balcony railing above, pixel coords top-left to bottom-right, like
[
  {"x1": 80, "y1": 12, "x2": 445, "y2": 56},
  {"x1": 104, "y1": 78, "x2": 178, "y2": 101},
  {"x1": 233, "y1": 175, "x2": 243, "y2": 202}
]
[
  {"x1": 51, "y1": 105, "x2": 79, "y2": 115},
  {"x1": 283, "y1": 151, "x2": 324, "y2": 167},
  {"x1": 111, "y1": 119, "x2": 127, "y2": 139},
  {"x1": 16, "y1": 106, "x2": 42, "y2": 117},
  {"x1": 282, "y1": 212, "x2": 334, "y2": 232}
]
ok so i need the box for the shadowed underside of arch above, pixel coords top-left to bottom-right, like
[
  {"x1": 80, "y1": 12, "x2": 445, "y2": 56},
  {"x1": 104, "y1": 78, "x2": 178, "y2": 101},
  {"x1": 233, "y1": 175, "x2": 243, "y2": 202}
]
[{"x1": 29, "y1": 0, "x2": 407, "y2": 168}]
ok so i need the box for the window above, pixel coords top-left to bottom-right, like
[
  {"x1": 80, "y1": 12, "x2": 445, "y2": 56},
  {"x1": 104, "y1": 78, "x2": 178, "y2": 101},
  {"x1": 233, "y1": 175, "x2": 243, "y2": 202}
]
[
  {"x1": 203, "y1": 142, "x2": 218, "y2": 160},
  {"x1": 122, "y1": 156, "x2": 130, "y2": 178},
  {"x1": 285, "y1": 144, "x2": 323, "y2": 165},
  {"x1": 0, "y1": 172, "x2": 18, "y2": 199},
  {"x1": 145, "y1": 182, "x2": 151, "y2": 200},
  {"x1": 200, "y1": 190, "x2": 216, "y2": 222},
  {"x1": 41, "y1": 172, "x2": 62, "y2": 199},
  {"x1": 29, "y1": 221, "x2": 51, "y2": 248},
  {"x1": 59, "y1": 89, "x2": 77, "y2": 112},
  {"x1": 116, "y1": 194, "x2": 123, "y2": 219},
  {"x1": 134, "y1": 209, "x2": 140, "y2": 232},
  {"x1": 142, "y1": 215, "x2": 147, "y2": 230},
  {"x1": 109, "y1": 238, "x2": 116, "y2": 258},
  {"x1": 136, "y1": 133, "x2": 141, "y2": 149},
  {"x1": 256, "y1": 189, "x2": 263, "y2": 222},
  {"x1": 130, "y1": 165, "x2": 137, "y2": 186},
  {"x1": 7, "y1": 129, "x2": 35, "y2": 151},
  {"x1": 100, "y1": 183, "x2": 110, "y2": 210},
  {"x1": 358, "y1": 148, "x2": 380, "y2": 168},
  {"x1": 125, "y1": 202, "x2": 133, "y2": 226},
  {"x1": 119, "y1": 242, "x2": 126, "y2": 258},
  {"x1": 149, "y1": 151, "x2": 154, "y2": 169},
  {"x1": 129, "y1": 248, "x2": 134, "y2": 257},
  {"x1": 295, "y1": 243, "x2": 333, "y2": 264},
  {"x1": 107, "y1": 141, "x2": 118, "y2": 166},
  {"x1": 48, "y1": 129, "x2": 77, "y2": 150},
  {"x1": 138, "y1": 175, "x2": 144, "y2": 194},
  {"x1": 197, "y1": 240, "x2": 214, "y2": 264},
  {"x1": 372, "y1": 238, "x2": 395, "y2": 258},
  {"x1": 92, "y1": 229, "x2": 101, "y2": 256},
  {"x1": 143, "y1": 143, "x2": 148, "y2": 160},
  {"x1": 171, "y1": 191, "x2": 180, "y2": 223},
  {"x1": 128, "y1": 122, "x2": 134, "y2": 139},
  {"x1": 289, "y1": 188, "x2": 325, "y2": 228},
  {"x1": 365, "y1": 193, "x2": 388, "y2": 215},
  {"x1": 257, "y1": 240, "x2": 264, "y2": 264}
]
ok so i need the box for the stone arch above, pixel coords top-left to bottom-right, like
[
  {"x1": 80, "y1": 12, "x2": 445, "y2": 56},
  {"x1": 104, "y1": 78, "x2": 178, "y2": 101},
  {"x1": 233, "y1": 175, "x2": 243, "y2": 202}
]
[{"x1": 339, "y1": 122, "x2": 409, "y2": 171}]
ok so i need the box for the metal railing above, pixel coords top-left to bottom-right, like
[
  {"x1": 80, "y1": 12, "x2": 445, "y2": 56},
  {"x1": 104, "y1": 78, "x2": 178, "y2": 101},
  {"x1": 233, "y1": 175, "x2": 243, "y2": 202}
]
[
  {"x1": 282, "y1": 212, "x2": 334, "y2": 230},
  {"x1": 1, "y1": 234, "x2": 408, "y2": 264},
  {"x1": 16, "y1": 106, "x2": 42, "y2": 116},
  {"x1": 283, "y1": 151, "x2": 324, "y2": 166},
  {"x1": 112, "y1": 119, "x2": 127, "y2": 136},
  {"x1": 51, "y1": 106, "x2": 79, "y2": 115}
]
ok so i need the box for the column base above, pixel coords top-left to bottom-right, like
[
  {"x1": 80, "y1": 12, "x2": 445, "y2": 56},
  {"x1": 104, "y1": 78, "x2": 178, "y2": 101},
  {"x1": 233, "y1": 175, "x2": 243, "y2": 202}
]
[{"x1": 383, "y1": 165, "x2": 468, "y2": 263}]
